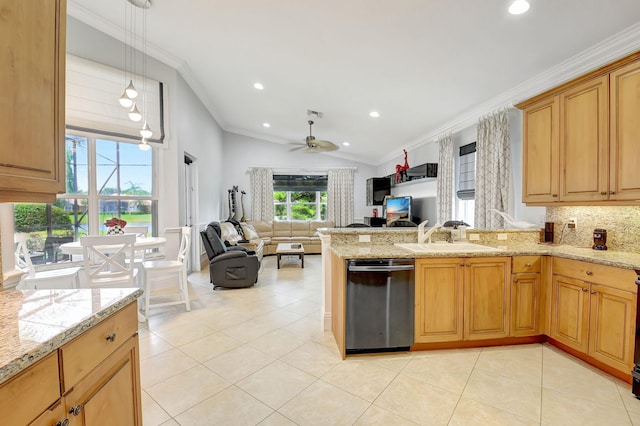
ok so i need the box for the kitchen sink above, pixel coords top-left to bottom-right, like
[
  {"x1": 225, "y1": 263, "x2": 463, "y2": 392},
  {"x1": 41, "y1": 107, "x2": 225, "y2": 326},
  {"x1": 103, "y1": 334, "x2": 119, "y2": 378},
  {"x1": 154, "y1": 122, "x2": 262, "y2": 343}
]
[{"x1": 394, "y1": 242, "x2": 504, "y2": 253}]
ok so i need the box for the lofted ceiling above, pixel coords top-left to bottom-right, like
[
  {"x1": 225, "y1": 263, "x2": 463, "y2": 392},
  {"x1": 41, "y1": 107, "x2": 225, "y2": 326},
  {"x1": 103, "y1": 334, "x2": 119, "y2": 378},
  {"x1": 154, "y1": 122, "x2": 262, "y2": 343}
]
[{"x1": 68, "y1": 0, "x2": 640, "y2": 166}]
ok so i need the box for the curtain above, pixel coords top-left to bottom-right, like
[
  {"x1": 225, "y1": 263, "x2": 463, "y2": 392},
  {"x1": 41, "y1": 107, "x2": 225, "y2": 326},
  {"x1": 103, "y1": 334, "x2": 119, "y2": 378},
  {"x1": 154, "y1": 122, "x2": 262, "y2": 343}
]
[
  {"x1": 475, "y1": 109, "x2": 511, "y2": 229},
  {"x1": 249, "y1": 168, "x2": 274, "y2": 221},
  {"x1": 436, "y1": 134, "x2": 454, "y2": 224},
  {"x1": 327, "y1": 168, "x2": 355, "y2": 227}
]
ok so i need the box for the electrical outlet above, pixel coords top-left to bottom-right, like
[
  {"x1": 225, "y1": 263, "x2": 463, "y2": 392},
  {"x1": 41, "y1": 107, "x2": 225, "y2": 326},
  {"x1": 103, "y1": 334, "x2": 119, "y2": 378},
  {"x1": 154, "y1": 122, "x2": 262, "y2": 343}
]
[
  {"x1": 568, "y1": 217, "x2": 577, "y2": 229},
  {"x1": 497, "y1": 233, "x2": 508, "y2": 241},
  {"x1": 358, "y1": 234, "x2": 371, "y2": 243}
]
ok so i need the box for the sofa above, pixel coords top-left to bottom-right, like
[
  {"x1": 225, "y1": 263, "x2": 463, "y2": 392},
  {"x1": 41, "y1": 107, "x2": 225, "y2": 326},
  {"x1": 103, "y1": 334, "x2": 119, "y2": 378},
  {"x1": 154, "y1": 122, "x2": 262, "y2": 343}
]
[{"x1": 219, "y1": 220, "x2": 334, "y2": 256}]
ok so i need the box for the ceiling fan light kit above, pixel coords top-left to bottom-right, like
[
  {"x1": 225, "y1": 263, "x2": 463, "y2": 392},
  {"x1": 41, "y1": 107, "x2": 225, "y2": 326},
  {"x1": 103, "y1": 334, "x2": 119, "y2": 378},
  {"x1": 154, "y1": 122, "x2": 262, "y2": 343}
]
[{"x1": 301, "y1": 120, "x2": 339, "y2": 153}]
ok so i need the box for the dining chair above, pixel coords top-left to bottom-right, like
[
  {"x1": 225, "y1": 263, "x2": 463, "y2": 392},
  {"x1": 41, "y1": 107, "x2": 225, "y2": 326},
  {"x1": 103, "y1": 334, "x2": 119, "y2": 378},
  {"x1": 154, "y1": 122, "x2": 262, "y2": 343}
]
[
  {"x1": 14, "y1": 234, "x2": 81, "y2": 289},
  {"x1": 125, "y1": 226, "x2": 148, "y2": 237},
  {"x1": 80, "y1": 234, "x2": 137, "y2": 288},
  {"x1": 139, "y1": 226, "x2": 191, "y2": 318}
]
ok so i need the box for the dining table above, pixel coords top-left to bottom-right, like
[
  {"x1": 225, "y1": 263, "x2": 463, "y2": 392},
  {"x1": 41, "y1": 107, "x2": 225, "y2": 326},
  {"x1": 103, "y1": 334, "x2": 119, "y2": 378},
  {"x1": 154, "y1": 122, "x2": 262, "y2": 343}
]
[{"x1": 59, "y1": 236, "x2": 167, "y2": 260}]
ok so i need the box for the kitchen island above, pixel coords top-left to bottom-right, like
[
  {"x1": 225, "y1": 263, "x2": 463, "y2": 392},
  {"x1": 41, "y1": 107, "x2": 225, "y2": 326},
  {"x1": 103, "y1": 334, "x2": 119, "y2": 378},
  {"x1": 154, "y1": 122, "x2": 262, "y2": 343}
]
[
  {"x1": 319, "y1": 227, "x2": 640, "y2": 382},
  {"x1": 0, "y1": 287, "x2": 143, "y2": 425}
]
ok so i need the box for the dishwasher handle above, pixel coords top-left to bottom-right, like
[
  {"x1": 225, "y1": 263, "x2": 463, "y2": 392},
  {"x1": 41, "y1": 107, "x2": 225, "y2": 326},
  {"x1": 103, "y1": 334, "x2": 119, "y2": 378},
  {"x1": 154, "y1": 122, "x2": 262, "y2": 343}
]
[{"x1": 348, "y1": 265, "x2": 415, "y2": 272}]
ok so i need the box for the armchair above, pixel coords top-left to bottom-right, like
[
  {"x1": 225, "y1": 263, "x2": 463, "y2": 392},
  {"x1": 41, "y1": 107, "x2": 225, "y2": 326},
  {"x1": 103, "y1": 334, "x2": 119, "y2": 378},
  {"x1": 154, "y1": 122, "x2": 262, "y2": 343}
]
[{"x1": 200, "y1": 222, "x2": 259, "y2": 289}]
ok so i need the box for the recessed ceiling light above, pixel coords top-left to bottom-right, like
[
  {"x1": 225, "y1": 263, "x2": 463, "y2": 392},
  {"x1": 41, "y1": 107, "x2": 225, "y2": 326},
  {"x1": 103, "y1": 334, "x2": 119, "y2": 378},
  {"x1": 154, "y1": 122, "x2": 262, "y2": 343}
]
[
  {"x1": 342, "y1": 141, "x2": 350, "y2": 146},
  {"x1": 508, "y1": 0, "x2": 529, "y2": 15},
  {"x1": 369, "y1": 111, "x2": 380, "y2": 118},
  {"x1": 262, "y1": 122, "x2": 271, "y2": 128},
  {"x1": 254, "y1": 82, "x2": 264, "y2": 90}
]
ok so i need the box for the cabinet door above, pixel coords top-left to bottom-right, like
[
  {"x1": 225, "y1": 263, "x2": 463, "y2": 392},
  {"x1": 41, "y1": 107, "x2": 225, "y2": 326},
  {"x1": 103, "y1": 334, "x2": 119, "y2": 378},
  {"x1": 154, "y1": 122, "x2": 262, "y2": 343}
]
[
  {"x1": 610, "y1": 60, "x2": 640, "y2": 200},
  {"x1": 0, "y1": 0, "x2": 66, "y2": 202},
  {"x1": 559, "y1": 76, "x2": 609, "y2": 202},
  {"x1": 30, "y1": 400, "x2": 67, "y2": 426},
  {"x1": 464, "y1": 257, "x2": 510, "y2": 340},
  {"x1": 65, "y1": 336, "x2": 142, "y2": 426},
  {"x1": 415, "y1": 258, "x2": 464, "y2": 343},
  {"x1": 522, "y1": 96, "x2": 560, "y2": 203},
  {"x1": 588, "y1": 284, "x2": 636, "y2": 373},
  {"x1": 550, "y1": 275, "x2": 589, "y2": 353},
  {"x1": 511, "y1": 273, "x2": 540, "y2": 337}
]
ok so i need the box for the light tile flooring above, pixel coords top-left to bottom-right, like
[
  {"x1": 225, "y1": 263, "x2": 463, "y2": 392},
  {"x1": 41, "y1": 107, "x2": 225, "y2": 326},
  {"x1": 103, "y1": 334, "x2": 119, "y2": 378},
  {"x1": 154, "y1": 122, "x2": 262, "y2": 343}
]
[{"x1": 139, "y1": 255, "x2": 640, "y2": 425}]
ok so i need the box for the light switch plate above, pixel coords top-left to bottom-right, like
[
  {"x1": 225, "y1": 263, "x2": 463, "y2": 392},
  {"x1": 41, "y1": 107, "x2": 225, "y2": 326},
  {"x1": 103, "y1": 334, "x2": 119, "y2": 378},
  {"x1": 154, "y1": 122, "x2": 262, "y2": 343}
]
[
  {"x1": 359, "y1": 234, "x2": 371, "y2": 243},
  {"x1": 469, "y1": 234, "x2": 480, "y2": 241},
  {"x1": 497, "y1": 233, "x2": 508, "y2": 240}
]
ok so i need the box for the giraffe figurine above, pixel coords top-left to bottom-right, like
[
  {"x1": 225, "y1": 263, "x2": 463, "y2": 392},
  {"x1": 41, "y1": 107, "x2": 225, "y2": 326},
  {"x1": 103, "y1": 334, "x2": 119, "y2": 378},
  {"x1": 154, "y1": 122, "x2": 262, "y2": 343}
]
[{"x1": 395, "y1": 149, "x2": 410, "y2": 184}]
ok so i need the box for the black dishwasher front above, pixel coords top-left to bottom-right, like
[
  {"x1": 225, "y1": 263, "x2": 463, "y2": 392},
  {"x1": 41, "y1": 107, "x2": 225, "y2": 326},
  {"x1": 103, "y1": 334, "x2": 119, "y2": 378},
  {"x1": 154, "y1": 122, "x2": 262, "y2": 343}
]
[{"x1": 346, "y1": 258, "x2": 415, "y2": 354}]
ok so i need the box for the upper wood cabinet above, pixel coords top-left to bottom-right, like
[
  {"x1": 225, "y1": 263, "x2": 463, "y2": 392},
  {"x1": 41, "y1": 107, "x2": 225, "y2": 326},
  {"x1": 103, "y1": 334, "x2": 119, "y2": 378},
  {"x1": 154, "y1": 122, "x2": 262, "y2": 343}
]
[
  {"x1": 0, "y1": 0, "x2": 66, "y2": 203},
  {"x1": 610, "y1": 60, "x2": 640, "y2": 201},
  {"x1": 518, "y1": 52, "x2": 640, "y2": 205}
]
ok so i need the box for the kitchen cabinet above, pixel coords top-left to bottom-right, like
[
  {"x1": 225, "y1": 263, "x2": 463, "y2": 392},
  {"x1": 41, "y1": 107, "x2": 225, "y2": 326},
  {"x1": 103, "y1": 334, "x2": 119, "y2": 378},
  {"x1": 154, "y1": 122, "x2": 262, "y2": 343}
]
[
  {"x1": 415, "y1": 257, "x2": 510, "y2": 343},
  {"x1": 0, "y1": 0, "x2": 66, "y2": 203},
  {"x1": 510, "y1": 256, "x2": 541, "y2": 337},
  {"x1": 0, "y1": 302, "x2": 141, "y2": 426},
  {"x1": 518, "y1": 52, "x2": 640, "y2": 205},
  {"x1": 550, "y1": 258, "x2": 636, "y2": 374},
  {"x1": 366, "y1": 177, "x2": 391, "y2": 206},
  {"x1": 609, "y1": 60, "x2": 640, "y2": 200}
]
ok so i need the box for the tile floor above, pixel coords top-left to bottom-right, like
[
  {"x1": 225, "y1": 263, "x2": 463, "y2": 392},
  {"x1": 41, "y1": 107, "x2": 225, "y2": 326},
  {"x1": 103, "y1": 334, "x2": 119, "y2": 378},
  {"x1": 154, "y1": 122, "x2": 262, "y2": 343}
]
[{"x1": 138, "y1": 255, "x2": 640, "y2": 425}]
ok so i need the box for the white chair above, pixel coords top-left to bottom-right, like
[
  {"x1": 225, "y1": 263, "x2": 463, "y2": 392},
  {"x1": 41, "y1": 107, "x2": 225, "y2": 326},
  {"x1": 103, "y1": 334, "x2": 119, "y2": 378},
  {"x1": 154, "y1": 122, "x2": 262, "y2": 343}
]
[
  {"x1": 124, "y1": 226, "x2": 148, "y2": 237},
  {"x1": 139, "y1": 226, "x2": 191, "y2": 318},
  {"x1": 80, "y1": 234, "x2": 137, "y2": 288},
  {"x1": 14, "y1": 234, "x2": 80, "y2": 289}
]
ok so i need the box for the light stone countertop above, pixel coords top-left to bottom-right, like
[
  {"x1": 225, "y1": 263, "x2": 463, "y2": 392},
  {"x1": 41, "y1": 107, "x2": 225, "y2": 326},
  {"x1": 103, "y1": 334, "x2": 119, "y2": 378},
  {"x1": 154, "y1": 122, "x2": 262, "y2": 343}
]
[
  {"x1": 330, "y1": 242, "x2": 640, "y2": 270},
  {"x1": 0, "y1": 288, "x2": 142, "y2": 386}
]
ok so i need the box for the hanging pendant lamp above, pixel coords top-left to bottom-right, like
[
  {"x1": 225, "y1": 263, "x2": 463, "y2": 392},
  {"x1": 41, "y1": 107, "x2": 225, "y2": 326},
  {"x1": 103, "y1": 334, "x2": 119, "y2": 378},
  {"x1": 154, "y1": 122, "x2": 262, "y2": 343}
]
[{"x1": 129, "y1": 103, "x2": 142, "y2": 122}]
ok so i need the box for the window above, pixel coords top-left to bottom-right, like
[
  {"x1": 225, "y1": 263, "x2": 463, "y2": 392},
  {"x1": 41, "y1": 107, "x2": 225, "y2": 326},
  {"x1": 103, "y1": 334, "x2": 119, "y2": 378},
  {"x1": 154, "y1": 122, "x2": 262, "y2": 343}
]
[
  {"x1": 273, "y1": 175, "x2": 327, "y2": 221},
  {"x1": 455, "y1": 142, "x2": 476, "y2": 228},
  {"x1": 14, "y1": 132, "x2": 156, "y2": 264}
]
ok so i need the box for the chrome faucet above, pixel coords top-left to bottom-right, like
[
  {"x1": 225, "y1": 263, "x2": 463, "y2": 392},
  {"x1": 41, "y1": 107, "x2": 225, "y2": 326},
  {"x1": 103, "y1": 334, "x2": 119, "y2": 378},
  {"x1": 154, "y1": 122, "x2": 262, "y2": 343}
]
[{"x1": 418, "y1": 220, "x2": 442, "y2": 244}]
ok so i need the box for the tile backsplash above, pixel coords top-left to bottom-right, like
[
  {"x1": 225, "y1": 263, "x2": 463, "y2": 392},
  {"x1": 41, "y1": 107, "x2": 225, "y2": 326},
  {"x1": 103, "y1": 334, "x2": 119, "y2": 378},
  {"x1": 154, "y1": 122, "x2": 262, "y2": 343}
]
[{"x1": 546, "y1": 206, "x2": 640, "y2": 253}]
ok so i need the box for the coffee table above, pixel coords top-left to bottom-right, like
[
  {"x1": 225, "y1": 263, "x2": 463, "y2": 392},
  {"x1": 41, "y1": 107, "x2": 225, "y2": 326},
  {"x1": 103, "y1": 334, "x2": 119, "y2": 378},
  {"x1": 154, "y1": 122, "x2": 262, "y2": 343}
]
[{"x1": 276, "y1": 243, "x2": 304, "y2": 269}]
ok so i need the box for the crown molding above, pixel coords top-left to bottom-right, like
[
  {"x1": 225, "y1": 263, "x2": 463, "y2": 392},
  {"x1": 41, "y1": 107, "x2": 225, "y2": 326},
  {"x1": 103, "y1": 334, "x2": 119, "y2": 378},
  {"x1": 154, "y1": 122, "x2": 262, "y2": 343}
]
[{"x1": 376, "y1": 22, "x2": 640, "y2": 166}]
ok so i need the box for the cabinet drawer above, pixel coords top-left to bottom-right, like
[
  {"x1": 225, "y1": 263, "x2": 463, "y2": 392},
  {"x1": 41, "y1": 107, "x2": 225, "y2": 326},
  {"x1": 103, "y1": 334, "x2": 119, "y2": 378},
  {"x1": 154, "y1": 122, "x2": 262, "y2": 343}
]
[
  {"x1": 512, "y1": 256, "x2": 541, "y2": 273},
  {"x1": 60, "y1": 302, "x2": 138, "y2": 391},
  {"x1": 553, "y1": 258, "x2": 636, "y2": 292},
  {"x1": 0, "y1": 352, "x2": 60, "y2": 425}
]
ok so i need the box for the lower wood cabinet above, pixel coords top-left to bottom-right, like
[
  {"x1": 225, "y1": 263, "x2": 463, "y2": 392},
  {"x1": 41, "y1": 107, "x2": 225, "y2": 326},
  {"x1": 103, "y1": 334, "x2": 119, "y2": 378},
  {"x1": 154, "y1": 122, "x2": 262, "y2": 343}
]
[
  {"x1": 551, "y1": 258, "x2": 636, "y2": 374},
  {"x1": 511, "y1": 256, "x2": 541, "y2": 337},
  {"x1": 0, "y1": 302, "x2": 141, "y2": 426},
  {"x1": 415, "y1": 257, "x2": 510, "y2": 343}
]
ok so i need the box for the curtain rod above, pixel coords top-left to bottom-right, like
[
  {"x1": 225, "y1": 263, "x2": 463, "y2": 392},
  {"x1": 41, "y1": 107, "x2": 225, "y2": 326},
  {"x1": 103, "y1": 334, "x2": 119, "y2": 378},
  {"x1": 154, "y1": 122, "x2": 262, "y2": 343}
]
[{"x1": 248, "y1": 166, "x2": 358, "y2": 172}]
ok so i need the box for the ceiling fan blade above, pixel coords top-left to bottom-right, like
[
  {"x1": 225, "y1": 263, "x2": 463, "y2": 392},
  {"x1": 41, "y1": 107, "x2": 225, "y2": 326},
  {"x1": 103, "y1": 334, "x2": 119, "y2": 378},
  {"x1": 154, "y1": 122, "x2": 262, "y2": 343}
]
[
  {"x1": 289, "y1": 145, "x2": 307, "y2": 152},
  {"x1": 313, "y1": 139, "x2": 339, "y2": 152}
]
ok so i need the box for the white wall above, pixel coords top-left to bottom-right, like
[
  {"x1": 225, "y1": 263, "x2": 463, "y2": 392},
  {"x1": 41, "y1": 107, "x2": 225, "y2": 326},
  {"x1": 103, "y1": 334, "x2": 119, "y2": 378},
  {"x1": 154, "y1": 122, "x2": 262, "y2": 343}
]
[{"x1": 221, "y1": 132, "x2": 378, "y2": 222}]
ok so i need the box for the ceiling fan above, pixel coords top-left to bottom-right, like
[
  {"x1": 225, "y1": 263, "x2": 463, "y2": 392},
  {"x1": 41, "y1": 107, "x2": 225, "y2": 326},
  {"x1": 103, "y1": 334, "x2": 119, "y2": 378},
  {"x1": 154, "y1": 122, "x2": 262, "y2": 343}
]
[{"x1": 290, "y1": 120, "x2": 339, "y2": 153}]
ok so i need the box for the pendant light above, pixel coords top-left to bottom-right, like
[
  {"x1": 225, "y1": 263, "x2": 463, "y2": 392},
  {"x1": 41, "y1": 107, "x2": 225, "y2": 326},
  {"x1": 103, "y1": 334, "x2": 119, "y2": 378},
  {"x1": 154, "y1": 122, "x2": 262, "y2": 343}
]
[
  {"x1": 138, "y1": 0, "x2": 153, "y2": 148},
  {"x1": 139, "y1": 138, "x2": 151, "y2": 151},
  {"x1": 140, "y1": 121, "x2": 152, "y2": 138},
  {"x1": 129, "y1": 103, "x2": 142, "y2": 122}
]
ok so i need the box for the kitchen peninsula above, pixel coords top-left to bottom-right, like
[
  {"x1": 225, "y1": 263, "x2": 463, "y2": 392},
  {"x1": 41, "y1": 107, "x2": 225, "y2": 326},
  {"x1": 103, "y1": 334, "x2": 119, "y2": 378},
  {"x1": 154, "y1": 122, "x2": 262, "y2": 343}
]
[
  {"x1": 0, "y1": 288, "x2": 143, "y2": 425},
  {"x1": 319, "y1": 227, "x2": 640, "y2": 383}
]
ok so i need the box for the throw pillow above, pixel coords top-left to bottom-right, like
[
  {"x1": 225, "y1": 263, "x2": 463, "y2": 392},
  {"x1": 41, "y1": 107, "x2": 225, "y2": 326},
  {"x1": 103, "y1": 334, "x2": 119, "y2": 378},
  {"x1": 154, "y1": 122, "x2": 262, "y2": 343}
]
[{"x1": 241, "y1": 223, "x2": 259, "y2": 240}]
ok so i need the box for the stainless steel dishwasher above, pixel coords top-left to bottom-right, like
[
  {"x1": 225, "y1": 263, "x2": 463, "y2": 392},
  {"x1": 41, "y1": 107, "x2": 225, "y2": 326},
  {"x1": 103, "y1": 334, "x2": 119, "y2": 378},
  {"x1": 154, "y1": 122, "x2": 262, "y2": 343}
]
[{"x1": 346, "y1": 258, "x2": 415, "y2": 353}]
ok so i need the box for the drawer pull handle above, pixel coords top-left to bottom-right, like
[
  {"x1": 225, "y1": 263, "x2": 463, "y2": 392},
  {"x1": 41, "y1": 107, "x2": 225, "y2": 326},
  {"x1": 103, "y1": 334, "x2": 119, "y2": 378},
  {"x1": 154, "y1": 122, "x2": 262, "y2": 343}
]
[
  {"x1": 525, "y1": 263, "x2": 532, "y2": 267},
  {"x1": 106, "y1": 333, "x2": 117, "y2": 342},
  {"x1": 69, "y1": 405, "x2": 82, "y2": 416},
  {"x1": 514, "y1": 278, "x2": 519, "y2": 283},
  {"x1": 582, "y1": 288, "x2": 588, "y2": 292},
  {"x1": 585, "y1": 271, "x2": 593, "y2": 276},
  {"x1": 56, "y1": 420, "x2": 69, "y2": 426}
]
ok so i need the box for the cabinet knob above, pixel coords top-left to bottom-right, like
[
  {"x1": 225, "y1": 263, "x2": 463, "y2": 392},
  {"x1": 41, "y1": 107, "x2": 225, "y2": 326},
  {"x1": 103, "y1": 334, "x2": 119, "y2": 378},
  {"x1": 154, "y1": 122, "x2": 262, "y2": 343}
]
[
  {"x1": 552, "y1": 193, "x2": 558, "y2": 198},
  {"x1": 106, "y1": 333, "x2": 117, "y2": 342},
  {"x1": 56, "y1": 420, "x2": 69, "y2": 426},
  {"x1": 525, "y1": 263, "x2": 532, "y2": 267},
  {"x1": 610, "y1": 191, "x2": 615, "y2": 195},
  {"x1": 581, "y1": 288, "x2": 588, "y2": 292},
  {"x1": 460, "y1": 263, "x2": 465, "y2": 267},
  {"x1": 69, "y1": 405, "x2": 82, "y2": 416},
  {"x1": 514, "y1": 278, "x2": 519, "y2": 283},
  {"x1": 585, "y1": 271, "x2": 593, "y2": 276},
  {"x1": 466, "y1": 263, "x2": 471, "y2": 267},
  {"x1": 590, "y1": 290, "x2": 597, "y2": 294}
]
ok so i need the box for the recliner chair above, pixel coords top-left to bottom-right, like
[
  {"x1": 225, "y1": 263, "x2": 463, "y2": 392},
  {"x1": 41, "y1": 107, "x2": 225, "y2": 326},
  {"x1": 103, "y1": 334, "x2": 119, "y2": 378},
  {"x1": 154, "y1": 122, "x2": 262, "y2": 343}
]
[{"x1": 200, "y1": 222, "x2": 259, "y2": 289}]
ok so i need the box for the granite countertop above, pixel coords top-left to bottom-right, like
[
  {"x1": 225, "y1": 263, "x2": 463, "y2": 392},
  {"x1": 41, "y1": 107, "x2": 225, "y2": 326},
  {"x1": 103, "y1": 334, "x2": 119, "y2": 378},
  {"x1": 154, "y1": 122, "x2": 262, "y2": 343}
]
[
  {"x1": 0, "y1": 288, "x2": 142, "y2": 386},
  {"x1": 330, "y1": 242, "x2": 640, "y2": 270}
]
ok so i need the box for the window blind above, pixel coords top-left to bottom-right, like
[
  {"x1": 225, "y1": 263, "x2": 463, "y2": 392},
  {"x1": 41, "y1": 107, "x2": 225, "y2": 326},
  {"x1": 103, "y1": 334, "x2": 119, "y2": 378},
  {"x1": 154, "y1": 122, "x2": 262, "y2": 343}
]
[
  {"x1": 457, "y1": 142, "x2": 476, "y2": 200},
  {"x1": 65, "y1": 54, "x2": 166, "y2": 144},
  {"x1": 273, "y1": 175, "x2": 328, "y2": 192}
]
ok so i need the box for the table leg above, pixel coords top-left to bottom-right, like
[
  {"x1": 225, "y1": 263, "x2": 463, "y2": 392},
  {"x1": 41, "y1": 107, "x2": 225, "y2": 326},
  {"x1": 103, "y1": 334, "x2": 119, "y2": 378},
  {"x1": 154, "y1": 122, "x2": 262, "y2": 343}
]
[
  {"x1": 277, "y1": 254, "x2": 281, "y2": 269},
  {"x1": 301, "y1": 253, "x2": 304, "y2": 268}
]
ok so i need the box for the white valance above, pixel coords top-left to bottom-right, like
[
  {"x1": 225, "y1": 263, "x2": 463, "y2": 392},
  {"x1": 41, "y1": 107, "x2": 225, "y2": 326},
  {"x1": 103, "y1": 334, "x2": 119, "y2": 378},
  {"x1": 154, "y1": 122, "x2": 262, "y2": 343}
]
[{"x1": 65, "y1": 54, "x2": 167, "y2": 144}]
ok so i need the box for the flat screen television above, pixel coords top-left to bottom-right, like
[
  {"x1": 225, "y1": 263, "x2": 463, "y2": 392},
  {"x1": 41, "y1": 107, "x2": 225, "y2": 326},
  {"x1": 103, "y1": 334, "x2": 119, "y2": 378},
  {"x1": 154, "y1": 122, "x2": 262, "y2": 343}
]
[{"x1": 384, "y1": 196, "x2": 412, "y2": 226}]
